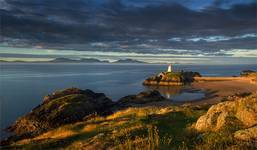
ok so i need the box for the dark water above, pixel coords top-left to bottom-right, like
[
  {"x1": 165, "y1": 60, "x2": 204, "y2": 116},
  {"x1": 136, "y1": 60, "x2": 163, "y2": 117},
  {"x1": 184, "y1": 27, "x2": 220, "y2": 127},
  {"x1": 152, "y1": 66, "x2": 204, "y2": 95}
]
[{"x1": 0, "y1": 63, "x2": 257, "y2": 137}]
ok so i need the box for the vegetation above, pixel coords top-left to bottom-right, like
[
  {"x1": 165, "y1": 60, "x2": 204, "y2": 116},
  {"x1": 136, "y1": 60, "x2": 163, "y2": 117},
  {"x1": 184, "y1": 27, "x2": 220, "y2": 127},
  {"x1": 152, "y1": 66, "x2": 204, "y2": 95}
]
[
  {"x1": 240, "y1": 70, "x2": 257, "y2": 83},
  {"x1": 144, "y1": 71, "x2": 201, "y2": 86},
  {"x1": 6, "y1": 88, "x2": 114, "y2": 137},
  {"x1": 1, "y1": 90, "x2": 256, "y2": 150},
  {"x1": 240, "y1": 70, "x2": 257, "y2": 77},
  {"x1": 2, "y1": 106, "x2": 204, "y2": 149}
]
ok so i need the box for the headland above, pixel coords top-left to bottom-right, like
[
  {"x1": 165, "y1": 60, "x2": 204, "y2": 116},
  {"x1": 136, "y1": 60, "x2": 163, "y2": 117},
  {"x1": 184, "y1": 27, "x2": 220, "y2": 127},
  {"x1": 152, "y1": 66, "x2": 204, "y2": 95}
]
[{"x1": 143, "y1": 65, "x2": 257, "y2": 105}]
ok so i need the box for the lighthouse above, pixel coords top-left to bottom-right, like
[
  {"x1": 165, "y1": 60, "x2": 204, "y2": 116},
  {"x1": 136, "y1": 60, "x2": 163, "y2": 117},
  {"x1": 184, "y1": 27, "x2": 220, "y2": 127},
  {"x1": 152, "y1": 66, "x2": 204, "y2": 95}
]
[{"x1": 167, "y1": 64, "x2": 173, "y2": 72}]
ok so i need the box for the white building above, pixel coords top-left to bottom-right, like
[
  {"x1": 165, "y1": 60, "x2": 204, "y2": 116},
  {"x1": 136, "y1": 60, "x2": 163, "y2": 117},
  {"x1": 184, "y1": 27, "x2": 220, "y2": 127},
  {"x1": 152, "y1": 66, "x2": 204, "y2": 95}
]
[{"x1": 167, "y1": 64, "x2": 173, "y2": 72}]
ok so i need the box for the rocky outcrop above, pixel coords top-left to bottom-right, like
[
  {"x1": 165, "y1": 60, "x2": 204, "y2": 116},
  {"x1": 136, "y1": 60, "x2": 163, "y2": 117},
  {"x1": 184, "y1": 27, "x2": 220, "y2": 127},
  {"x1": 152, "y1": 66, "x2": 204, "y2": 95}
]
[
  {"x1": 6, "y1": 88, "x2": 168, "y2": 140},
  {"x1": 143, "y1": 71, "x2": 201, "y2": 86},
  {"x1": 240, "y1": 70, "x2": 257, "y2": 84},
  {"x1": 240, "y1": 70, "x2": 257, "y2": 77},
  {"x1": 43, "y1": 87, "x2": 86, "y2": 103},
  {"x1": 7, "y1": 88, "x2": 114, "y2": 137},
  {"x1": 195, "y1": 92, "x2": 257, "y2": 132},
  {"x1": 118, "y1": 90, "x2": 166, "y2": 106}
]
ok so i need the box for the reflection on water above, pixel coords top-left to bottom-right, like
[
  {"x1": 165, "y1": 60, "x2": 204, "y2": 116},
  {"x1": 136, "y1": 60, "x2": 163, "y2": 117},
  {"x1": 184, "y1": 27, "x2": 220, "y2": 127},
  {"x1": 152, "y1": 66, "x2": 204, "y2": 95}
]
[
  {"x1": 171, "y1": 92, "x2": 205, "y2": 102},
  {"x1": 145, "y1": 85, "x2": 206, "y2": 102},
  {"x1": 145, "y1": 85, "x2": 185, "y2": 99}
]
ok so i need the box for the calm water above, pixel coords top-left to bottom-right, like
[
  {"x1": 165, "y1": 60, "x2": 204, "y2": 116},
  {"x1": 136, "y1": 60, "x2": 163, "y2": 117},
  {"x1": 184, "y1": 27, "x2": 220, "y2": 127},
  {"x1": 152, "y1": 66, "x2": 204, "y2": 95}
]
[{"x1": 1, "y1": 63, "x2": 257, "y2": 137}]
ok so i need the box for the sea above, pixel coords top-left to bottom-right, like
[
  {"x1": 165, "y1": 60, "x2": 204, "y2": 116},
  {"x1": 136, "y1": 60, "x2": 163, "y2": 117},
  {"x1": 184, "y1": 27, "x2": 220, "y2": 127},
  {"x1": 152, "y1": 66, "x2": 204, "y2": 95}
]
[{"x1": 0, "y1": 63, "x2": 257, "y2": 138}]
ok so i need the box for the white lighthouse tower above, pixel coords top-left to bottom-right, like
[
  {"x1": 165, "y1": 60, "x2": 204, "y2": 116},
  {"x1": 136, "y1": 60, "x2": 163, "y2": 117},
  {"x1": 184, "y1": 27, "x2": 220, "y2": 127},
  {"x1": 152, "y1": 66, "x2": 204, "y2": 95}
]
[{"x1": 167, "y1": 64, "x2": 173, "y2": 72}]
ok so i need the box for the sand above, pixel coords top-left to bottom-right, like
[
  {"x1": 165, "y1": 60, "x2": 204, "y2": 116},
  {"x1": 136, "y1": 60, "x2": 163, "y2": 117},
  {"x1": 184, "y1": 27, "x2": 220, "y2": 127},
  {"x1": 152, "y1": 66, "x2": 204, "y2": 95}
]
[{"x1": 190, "y1": 79, "x2": 257, "y2": 105}]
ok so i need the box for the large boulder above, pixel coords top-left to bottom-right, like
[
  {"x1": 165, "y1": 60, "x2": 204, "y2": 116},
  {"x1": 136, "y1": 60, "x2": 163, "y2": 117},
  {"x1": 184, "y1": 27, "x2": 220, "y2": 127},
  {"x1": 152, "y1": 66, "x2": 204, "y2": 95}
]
[
  {"x1": 7, "y1": 88, "x2": 114, "y2": 137},
  {"x1": 118, "y1": 90, "x2": 166, "y2": 106},
  {"x1": 195, "y1": 92, "x2": 257, "y2": 132}
]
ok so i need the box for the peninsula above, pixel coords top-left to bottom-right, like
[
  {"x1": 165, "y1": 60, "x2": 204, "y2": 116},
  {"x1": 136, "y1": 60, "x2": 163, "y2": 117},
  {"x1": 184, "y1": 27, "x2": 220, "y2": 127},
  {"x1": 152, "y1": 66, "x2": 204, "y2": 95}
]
[
  {"x1": 144, "y1": 65, "x2": 257, "y2": 86},
  {"x1": 143, "y1": 65, "x2": 257, "y2": 105}
]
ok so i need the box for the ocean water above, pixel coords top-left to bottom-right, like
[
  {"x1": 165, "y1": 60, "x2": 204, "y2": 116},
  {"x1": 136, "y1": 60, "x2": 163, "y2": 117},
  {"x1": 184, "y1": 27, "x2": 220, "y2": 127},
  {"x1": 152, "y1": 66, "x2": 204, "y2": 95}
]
[{"x1": 0, "y1": 63, "x2": 257, "y2": 137}]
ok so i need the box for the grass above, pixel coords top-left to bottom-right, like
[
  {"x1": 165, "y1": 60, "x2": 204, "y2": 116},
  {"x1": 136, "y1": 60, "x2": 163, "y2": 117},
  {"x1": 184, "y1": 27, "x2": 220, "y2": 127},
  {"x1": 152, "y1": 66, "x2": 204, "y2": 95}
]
[
  {"x1": 147, "y1": 71, "x2": 199, "y2": 83},
  {"x1": 2, "y1": 103, "x2": 256, "y2": 150},
  {"x1": 3, "y1": 106, "x2": 203, "y2": 149}
]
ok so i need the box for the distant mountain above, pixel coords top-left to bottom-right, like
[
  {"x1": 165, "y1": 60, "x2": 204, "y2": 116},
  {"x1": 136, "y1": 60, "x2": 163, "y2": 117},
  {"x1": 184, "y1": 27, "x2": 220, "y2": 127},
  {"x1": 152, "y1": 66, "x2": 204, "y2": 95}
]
[
  {"x1": 113, "y1": 59, "x2": 145, "y2": 64},
  {"x1": 50, "y1": 58, "x2": 78, "y2": 62},
  {"x1": 0, "y1": 60, "x2": 26, "y2": 63},
  {"x1": 0, "y1": 58, "x2": 109, "y2": 63},
  {"x1": 0, "y1": 58, "x2": 146, "y2": 63},
  {"x1": 49, "y1": 58, "x2": 110, "y2": 63},
  {"x1": 79, "y1": 58, "x2": 109, "y2": 63}
]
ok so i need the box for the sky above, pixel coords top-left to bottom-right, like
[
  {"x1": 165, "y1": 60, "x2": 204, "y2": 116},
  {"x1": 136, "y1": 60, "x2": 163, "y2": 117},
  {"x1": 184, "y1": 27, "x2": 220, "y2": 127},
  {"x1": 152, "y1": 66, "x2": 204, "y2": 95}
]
[{"x1": 0, "y1": 0, "x2": 257, "y2": 64}]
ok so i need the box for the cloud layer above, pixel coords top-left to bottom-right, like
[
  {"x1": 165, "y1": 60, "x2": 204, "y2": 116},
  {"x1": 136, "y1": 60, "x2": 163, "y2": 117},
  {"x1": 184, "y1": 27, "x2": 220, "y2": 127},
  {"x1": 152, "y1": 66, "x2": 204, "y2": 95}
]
[{"x1": 0, "y1": 0, "x2": 256, "y2": 56}]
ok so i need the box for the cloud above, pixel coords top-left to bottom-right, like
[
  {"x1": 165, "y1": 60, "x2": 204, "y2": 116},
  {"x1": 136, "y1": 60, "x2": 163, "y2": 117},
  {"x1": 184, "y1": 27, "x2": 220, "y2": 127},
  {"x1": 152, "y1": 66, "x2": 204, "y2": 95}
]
[
  {"x1": 0, "y1": 0, "x2": 256, "y2": 53},
  {"x1": 186, "y1": 33, "x2": 257, "y2": 42},
  {"x1": 224, "y1": 49, "x2": 257, "y2": 57},
  {"x1": 90, "y1": 42, "x2": 110, "y2": 48},
  {"x1": 168, "y1": 38, "x2": 182, "y2": 42}
]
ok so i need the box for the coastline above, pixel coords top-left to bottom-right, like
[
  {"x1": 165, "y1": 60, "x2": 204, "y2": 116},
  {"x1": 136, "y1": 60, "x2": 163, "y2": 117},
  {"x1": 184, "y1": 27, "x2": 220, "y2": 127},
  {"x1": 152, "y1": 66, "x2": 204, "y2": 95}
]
[
  {"x1": 2, "y1": 87, "x2": 257, "y2": 149},
  {"x1": 190, "y1": 79, "x2": 257, "y2": 104},
  {"x1": 143, "y1": 76, "x2": 257, "y2": 106}
]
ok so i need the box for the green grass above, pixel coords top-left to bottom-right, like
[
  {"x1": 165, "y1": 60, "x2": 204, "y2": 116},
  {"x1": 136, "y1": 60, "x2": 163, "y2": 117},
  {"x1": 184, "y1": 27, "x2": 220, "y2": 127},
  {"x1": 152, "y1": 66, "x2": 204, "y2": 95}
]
[{"x1": 2, "y1": 104, "x2": 256, "y2": 150}]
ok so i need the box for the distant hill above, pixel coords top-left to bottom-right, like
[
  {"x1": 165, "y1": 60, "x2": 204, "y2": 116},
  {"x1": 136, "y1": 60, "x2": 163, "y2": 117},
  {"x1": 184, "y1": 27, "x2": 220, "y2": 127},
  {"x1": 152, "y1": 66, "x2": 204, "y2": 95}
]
[
  {"x1": 0, "y1": 58, "x2": 146, "y2": 63},
  {"x1": 79, "y1": 58, "x2": 109, "y2": 63},
  {"x1": 50, "y1": 58, "x2": 78, "y2": 63},
  {"x1": 0, "y1": 58, "x2": 110, "y2": 63},
  {"x1": 0, "y1": 60, "x2": 26, "y2": 63},
  {"x1": 0, "y1": 60, "x2": 8, "y2": 62},
  {"x1": 51, "y1": 58, "x2": 109, "y2": 63},
  {"x1": 113, "y1": 59, "x2": 145, "y2": 63}
]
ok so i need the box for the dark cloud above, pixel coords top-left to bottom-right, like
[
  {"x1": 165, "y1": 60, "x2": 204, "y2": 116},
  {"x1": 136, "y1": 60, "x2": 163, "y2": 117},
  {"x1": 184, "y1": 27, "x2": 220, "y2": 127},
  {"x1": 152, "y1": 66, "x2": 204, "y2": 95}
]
[{"x1": 0, "y1": 0, "x2": 256, "y2": 53}]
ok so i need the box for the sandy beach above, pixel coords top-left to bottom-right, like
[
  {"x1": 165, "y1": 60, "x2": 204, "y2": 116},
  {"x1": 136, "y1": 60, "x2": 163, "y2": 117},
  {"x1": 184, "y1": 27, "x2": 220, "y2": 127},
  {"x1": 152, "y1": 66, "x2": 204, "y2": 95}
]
[{"x1": 191, "y1": 79, "x2": 257, "y2": 105}]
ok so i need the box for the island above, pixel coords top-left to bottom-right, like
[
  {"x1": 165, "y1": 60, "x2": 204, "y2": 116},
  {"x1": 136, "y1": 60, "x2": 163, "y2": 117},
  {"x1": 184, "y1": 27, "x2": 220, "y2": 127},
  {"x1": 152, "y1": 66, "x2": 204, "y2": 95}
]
[{"x1": 143, "y1": 64, "x2": 201, "y2": 86}]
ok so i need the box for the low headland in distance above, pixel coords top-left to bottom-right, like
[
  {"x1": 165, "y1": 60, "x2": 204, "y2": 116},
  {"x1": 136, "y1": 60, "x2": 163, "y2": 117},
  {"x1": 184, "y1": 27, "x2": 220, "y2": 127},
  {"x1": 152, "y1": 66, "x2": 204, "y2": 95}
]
[
  {"x1": 1, "y1": 67, "x2": 257, "y2": 149},
  {"x1": 0, "y1": 58, "x2": 146, "y2": 64}
]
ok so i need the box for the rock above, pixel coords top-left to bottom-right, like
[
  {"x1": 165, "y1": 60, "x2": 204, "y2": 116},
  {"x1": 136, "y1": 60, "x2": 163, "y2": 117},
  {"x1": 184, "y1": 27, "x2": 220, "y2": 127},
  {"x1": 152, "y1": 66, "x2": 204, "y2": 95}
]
[
  {"x1": 43, "y1": 87, "x2": 84, "y2": 103},
  {"x1": 7, "y1": 88, "x2": 114, "y2": 137},
  {"x1": 234, "y1": 126, "x2": 257, "y2": 141},
  {"x1": 240, "y1": 70, "x2": 257, "y2": 84},
  {"x1": 118, "y1": 90, "x2": 166, "y2": 106},
  {"x1": 195, "y1": 92, "x2": 257, "y2": 132},
  {"x1": 240, "y1": 70, "x2": 256, "y2": 77},
  {"x1": 143, "y1": 71, "x2": 201, "y2": 86}
]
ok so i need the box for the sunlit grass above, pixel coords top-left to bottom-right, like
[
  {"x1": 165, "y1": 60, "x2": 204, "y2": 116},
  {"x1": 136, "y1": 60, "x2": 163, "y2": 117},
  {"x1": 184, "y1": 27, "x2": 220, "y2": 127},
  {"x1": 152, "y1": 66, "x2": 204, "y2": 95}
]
[{"x1": 3, "y1": 101, "x2": 256, "y2": 150}]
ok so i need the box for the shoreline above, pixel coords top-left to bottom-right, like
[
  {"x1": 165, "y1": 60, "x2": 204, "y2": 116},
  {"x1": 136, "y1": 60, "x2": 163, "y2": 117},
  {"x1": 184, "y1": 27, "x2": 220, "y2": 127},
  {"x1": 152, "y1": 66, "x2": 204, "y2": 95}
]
[
  {"x1": 1, "y1": 78, "x2": 257, "y2": 145},
  {"x1": 189, "y1": 79, "x2": 257, "y2": 105},
  {"x1": 143, "y1": 77, "x2": 257, "y2": 106}
]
